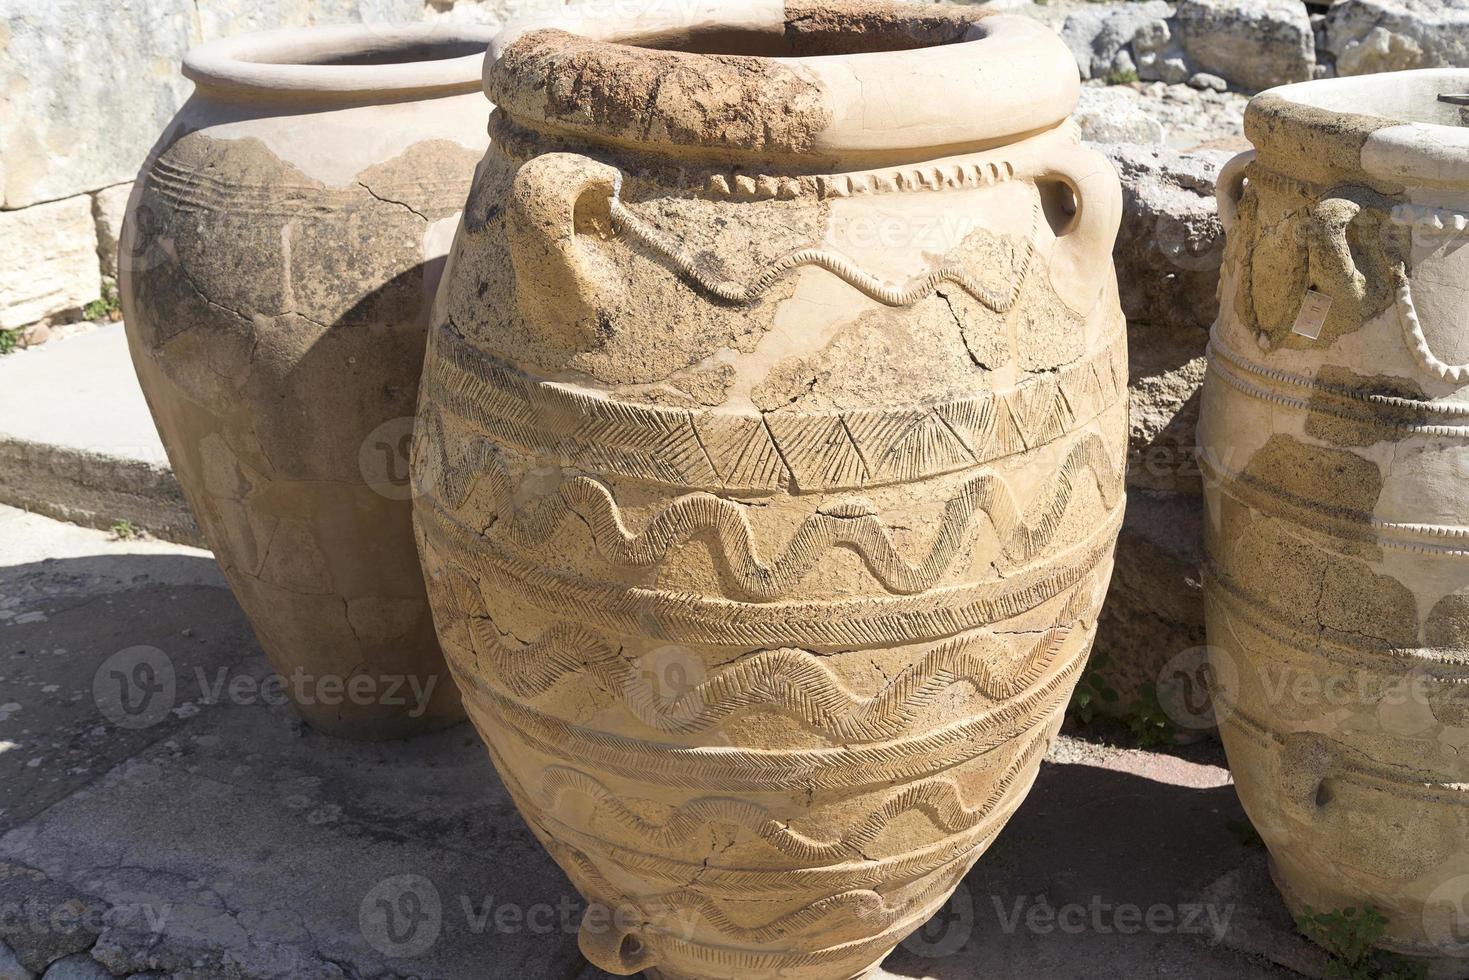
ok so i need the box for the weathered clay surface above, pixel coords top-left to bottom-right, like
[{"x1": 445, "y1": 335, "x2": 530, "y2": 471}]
[
  {"x1": 1202, "y1": 70, "x2": 1469, "y2": 968},
  {"x1": 120, "y1": 25, "x2": 492, "y2": 739},
  {"x1": 413, "y1": 4, "x2": 1127, "y2": 978}
]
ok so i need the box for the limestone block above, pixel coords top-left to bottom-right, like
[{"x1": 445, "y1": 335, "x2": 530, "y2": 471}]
[
  {"x1": 0, "y1": 196, "x2": 99, "y2": 330},
  {"x1": 0, "y1": 0, "x2": 425, "y2": 210},
  {"x1": 1177, "y1": 0, "x2": 1316, "y2": 93},
  {"x1": 1074, "y1": 85, "x2": 1166, "y2": 145},
  {"x1": 1102, "y1": 143, "x2": 1233, "y2": 333},
  {"x1": 1326, "y1": 0, "x2": 1469, "y2": 76},
  {"x1": 90, "y1": 182, "x2": 132, "y2": 280}
]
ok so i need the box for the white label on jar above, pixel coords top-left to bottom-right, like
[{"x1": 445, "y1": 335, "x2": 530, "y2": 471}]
[{"x1": 1291, "y1": 290, "x2": 1333, "y2": 340}]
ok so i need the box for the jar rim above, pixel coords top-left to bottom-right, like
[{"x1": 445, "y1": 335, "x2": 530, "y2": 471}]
[
  {"x1": 1248, "y1": 69, "x2": 1469, "y2": 188},
  {"x1": 184, "y1": 23, "x2": 497, "y2": 102},
  {"x1": 485, "y1": 1, "x2": 1079, "y2": 162}
]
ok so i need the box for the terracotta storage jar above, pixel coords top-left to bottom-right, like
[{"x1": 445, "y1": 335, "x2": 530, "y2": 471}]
[
  {"x1": 121, "y1": 24, "x2": 493, "y2": 739},
  {"x1": 413, "y1": 3, "x2": 1127, "y2": 976},
  {"x1": 1203, "y1": 69, "x2": 1469, "y2": 967}
]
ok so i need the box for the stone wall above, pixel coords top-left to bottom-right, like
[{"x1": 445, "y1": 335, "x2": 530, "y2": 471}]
[{"x1": 0, "y1": 0, "x2": 514, "y2": 337}]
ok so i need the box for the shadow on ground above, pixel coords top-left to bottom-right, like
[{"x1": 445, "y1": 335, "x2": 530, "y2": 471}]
[{"x1": 1, "y1": 550, "x2": 1297, "y2": 980}]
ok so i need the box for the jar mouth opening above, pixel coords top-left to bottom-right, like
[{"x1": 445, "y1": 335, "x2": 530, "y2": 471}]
[
  {"x1": 580, "y1": 20, "x2": 973, "y2": 59},
  {"x1": 184, "y1": 24, "x2": 496, "y2": 102},
  {"x1": 1262, "y1": 69, "x2": 1469, "y2": 131},
  {"x1": 486, "y1": 3, "x2": 1079, "y2": 163}
]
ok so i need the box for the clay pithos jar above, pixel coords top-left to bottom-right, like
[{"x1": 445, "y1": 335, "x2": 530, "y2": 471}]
[
  {"x1": 1204, "y1": 70, "x2": 1469, "y2": 967},
  {"x1": 120, "y1": 25, "x2": 494, "y2": 739},
  {"x1": 413, "y1": 2, "x2": 1127, "y2": 976}
]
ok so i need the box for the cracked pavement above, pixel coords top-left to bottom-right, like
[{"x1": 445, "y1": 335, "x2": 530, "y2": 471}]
[{"x1": 1, "y1": 505, "x2": 1314, "y2": 979}]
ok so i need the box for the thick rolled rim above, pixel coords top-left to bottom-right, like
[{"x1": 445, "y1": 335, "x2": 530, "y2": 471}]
[
  {"x1": 184, "y1": 23, "x2": 497, "y2": 101},
  {"x1": 1250, "y1": 69, "x2": 1469, "y2": 187},
  {"x1": 486, "y1": 1, "x2": 1080, "y2": 159}
]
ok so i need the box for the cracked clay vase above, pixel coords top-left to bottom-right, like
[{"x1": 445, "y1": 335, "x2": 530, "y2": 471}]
[
  {"x1": 120, "y1": 24, "x2": 494, "y2": 739},
  {"x1": 1203, "y1": 70, "x2": 1469, "y2": 968},
  {"x1": 412, "y1": 2, "x2": 1127, "y2": 976}
]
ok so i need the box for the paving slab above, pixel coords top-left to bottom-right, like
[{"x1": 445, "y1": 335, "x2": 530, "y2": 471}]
[
  {"x1": 0, "y1": 327, "x2": 198, "y2": 545},
  {"x1": 1, "y1": 507, "x2": 1310, "y2": 980}
]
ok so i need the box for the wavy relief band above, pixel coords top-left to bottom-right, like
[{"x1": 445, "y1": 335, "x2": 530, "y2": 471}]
[
  {"x1": 445, "y1": 433, "x2": 1121, "y2": 600},
  {"x1": 1395, "y1": 267, "x2": 1469, "y2": 384},
  {"x1": 550, "y1": 838, "x2": 972, "y2": 948},
  {"x1": 532, "y1": 728, "x2": 1050, "y2": 864},
  {"x1": 485, "y1": 738, "x2": 1023, "y2": 895},
  {"x1": 419, "y1": 506, "x2": 1116, "y2": 648},
  {"x1": 454, "y1": 575, "x2": 1073, "y2": 739},
  {"x1": 608, "y1": 170, "x2": 1038, "y2": 312},
  {"x1": 453, "y1": 639, "x2": 1083, "y2": 791},
  {"x1": 1199, "y1": 449, "x2": 1469, "y2": 558},
  {"x1": 424, "y1": 320, "x2": 1128, "y2": 492}
]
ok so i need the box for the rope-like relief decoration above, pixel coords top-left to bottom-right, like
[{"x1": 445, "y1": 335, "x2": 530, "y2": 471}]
[
  {"x1": 1205, "y1": 338, "x2": 1469, "y2": 439},
  {"x1": 702, "y1": 159, "x2": 1018, "y2": 202},
  {"x1": 607, "y1": 171, "x2": 1039, "y2": 311},
  {"x1": 1395, "y1": 264, "x2": 1469, "y2": 383},
  {"x1": 1392, "y1": 203, "x2": 1469, "y2": 238},
  {"x1": 1208, "y1": 328, "x2": 1469, "y2": 418}
]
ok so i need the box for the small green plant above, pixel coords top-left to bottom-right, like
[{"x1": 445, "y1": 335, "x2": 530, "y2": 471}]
[
  {"x1": 0, "y1": 329, "x2": 17, "y2": 356},
  {"x1": 1068, "y1": 652, "x2": 1120, "y2": 726},
  {"x1": 109, "y1": 519, "x2": 140, "y2": 541},
  {"x1": 1105, "y1": 67, "x2": 1140, "y2": 85},
  {"x1": 84, "y1": 280, "x2": 121, "y2": 322},
  {"x1": 1124, "y1": 685, "x2": 1177, "y2": 748},
  {"x1": 1296, "y1": 906, "x2": 1430, "y2": 980}
]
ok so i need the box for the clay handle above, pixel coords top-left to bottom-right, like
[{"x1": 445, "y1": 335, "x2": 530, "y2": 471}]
[
  {"x1": 1021, "y1": 143, "x2": 1123, "y2": 317},
  {"x1": 1216, "y1": 150, "x2": 1255, "y2": 234},
  {"x1": 506, "y1": 152, "x2": 622, "y2": 348},
  {"x1": 578, "y1": 911, "x2": 657, "y2": 975}
]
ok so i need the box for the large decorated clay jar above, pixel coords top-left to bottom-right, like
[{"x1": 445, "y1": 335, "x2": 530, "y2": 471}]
[
  {"x1": 121, "y1": 24, "x2": 494, "y2": 739},
  {"x1": 412, "y1": 3, "x2": 1126, "y2": 975},
  {"x1": 1203, "y1": 70, "x2": 1469, "y2": 966}
]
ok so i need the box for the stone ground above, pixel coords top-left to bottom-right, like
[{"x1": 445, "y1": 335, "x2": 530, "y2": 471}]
[{"x1": 0, "y1": 506, "x2": 1336, "y2": 979}]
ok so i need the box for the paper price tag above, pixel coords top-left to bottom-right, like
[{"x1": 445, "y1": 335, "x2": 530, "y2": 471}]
[{"x1": 1291, "y1": 290, "x2": 1333, "y2": 340}]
